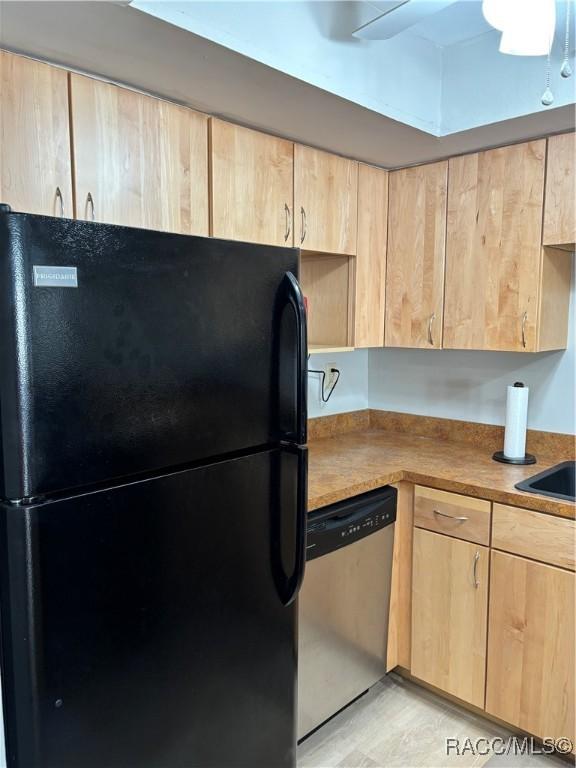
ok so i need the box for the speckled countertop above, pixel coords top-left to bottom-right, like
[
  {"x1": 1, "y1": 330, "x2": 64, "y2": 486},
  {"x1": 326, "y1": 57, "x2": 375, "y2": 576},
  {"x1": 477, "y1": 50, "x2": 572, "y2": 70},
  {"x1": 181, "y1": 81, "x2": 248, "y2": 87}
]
[{"x1": 308, "y1": 428, "x2": 575, "y2": 519}]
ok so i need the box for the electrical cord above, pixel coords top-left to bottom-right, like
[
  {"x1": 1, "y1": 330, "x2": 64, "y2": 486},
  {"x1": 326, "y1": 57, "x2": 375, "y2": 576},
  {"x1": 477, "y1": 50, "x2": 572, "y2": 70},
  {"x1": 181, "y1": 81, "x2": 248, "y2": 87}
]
[{"x1": 307, "y1": 363, "x2": 341, "y2": 403}]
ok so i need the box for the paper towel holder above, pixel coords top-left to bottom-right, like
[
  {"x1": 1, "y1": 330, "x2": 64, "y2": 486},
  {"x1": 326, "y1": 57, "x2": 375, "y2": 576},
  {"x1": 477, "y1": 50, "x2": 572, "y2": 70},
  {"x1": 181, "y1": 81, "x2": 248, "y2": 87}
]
[
  {"x1": 492, "y1": 450, "x2": 536, "y2": 465},
  {"x1": 492, "y1": 381, "x2": 537, "y2": 465}
]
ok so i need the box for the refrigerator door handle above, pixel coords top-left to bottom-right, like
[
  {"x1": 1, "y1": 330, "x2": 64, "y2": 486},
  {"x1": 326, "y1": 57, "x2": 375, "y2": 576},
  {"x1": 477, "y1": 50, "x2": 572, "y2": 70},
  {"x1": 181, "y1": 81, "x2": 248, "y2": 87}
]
[
  {"x1": 274, "y1": 444, "x2": 308, "y2": 607},
  {"x1": 282, "y1": 272, "x2": 308, "y2": 446}
]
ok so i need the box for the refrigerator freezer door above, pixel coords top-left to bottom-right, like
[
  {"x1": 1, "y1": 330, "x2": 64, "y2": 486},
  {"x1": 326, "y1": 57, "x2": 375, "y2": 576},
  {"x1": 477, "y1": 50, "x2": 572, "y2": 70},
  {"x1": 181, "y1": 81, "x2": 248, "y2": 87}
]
[
  {"x1": 0, "y1": 212, "x2": 300, "y2": 499},
  {"x1": 0, "y1": 450, "x2": 300, "y2": 768}
]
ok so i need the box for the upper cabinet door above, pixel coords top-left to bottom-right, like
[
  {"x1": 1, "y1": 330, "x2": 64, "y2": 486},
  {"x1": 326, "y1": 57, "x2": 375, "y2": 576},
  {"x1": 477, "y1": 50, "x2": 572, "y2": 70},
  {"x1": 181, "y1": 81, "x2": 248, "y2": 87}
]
[
  {"x1": 210, "y1": 119, "x2": 293, "y2": 247},
  {"x1": 294, "y1": 145, "x2": 358, "y2": 255},
  {"x1": 543, "y1": 132, "x2": 576, "y2": 250},
  {"x1": 354, "y1": 164, "x2": 388, "y2": 348},
  {"x1": 444, "y1": 141, "x2": 546, "y2": 352},
  {"x1": 0, "y1": 51, "x2": 72, "y2": 217},
  {"x1": 385, "y1": 162, "x2": 447, "y2": 349},
  {"x1": 70, "y1": 74, "x2": 209, "y2": 235}
]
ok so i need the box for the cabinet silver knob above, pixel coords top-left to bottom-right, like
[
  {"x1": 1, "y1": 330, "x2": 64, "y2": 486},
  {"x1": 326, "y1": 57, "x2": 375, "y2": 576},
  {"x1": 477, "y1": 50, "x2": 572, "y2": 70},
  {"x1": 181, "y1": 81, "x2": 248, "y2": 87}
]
[
  {"x1": 521, "y1": 311, "x2": 528, "y2": 349},
  {"x1": 86, "y1": 192, "x2": 95, "y2": 221},
  {"x1": 428, "y1": 313, "x2": 436, "y2": 346},
  {"x1": 473, "y1": 551, "x2": 480, "y2": 589},
  {"x1": 284, "y1": 203, "x2": 291, "y2": 243},
  {"x1": 433, "y1": 509, "x2": 469, "y2": 522},
  {"x1": 55, "y1": 186, "x2": 64, "y2": 218}
]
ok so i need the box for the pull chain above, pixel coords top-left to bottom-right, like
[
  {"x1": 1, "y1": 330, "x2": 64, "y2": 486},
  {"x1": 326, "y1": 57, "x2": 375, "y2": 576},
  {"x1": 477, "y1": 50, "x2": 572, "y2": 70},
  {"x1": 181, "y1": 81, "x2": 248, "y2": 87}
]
[
  {"x1": 542, "y1": 52, "x2": 554, "y2": 105},
  {"x1": 561, "y1": 0, "x2": 572, "y2": 78}
]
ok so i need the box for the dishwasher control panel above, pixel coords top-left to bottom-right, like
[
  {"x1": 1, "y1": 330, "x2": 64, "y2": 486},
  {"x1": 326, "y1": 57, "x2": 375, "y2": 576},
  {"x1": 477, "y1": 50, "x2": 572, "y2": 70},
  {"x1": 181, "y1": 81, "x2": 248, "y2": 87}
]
[{"x1": 306, "y1": 485, "x2": 397, "y2": 561}]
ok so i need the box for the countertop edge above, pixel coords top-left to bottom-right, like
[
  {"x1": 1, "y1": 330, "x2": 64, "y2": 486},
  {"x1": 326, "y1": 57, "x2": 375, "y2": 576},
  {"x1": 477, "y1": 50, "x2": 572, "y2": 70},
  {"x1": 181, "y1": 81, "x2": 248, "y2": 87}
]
[{"x1": 308, "y1": 453, "x2": 575, "y2": 519}]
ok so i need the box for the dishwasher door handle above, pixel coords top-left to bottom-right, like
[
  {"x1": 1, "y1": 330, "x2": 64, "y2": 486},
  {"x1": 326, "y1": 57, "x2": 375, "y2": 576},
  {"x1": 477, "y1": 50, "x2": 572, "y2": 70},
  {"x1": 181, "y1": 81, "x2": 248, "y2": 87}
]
[{"x1": 322, "y1": 500, "x2": 383, "y2": 529}]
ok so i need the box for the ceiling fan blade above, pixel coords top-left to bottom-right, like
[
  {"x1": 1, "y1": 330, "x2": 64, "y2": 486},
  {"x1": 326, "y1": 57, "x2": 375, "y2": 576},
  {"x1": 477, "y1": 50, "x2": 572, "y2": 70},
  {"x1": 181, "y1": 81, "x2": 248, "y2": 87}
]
[{"x1": 353, "y1": 0, "x2": 460, "y2": 40}]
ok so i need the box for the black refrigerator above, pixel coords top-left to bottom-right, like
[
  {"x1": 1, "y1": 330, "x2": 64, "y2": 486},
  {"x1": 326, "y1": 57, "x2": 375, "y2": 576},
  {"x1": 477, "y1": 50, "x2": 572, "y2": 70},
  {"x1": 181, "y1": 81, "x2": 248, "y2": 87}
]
[{"x1": 0, "y1": 207, "x2": 308, "y2": 768}]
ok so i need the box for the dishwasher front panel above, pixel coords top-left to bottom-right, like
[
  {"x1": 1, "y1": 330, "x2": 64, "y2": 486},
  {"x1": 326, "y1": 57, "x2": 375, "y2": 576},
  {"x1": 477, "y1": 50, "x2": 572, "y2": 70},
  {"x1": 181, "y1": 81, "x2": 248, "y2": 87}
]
[{"x1": 297, "y1": 523, "x2": 394, "y2": 739}]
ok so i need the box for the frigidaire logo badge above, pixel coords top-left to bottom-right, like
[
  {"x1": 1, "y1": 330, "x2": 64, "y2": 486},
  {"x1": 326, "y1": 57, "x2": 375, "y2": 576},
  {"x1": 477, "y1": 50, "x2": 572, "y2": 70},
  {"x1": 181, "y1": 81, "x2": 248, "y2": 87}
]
[{"x1": 33, "y1": 265, "x2": 78, "y2": 288}]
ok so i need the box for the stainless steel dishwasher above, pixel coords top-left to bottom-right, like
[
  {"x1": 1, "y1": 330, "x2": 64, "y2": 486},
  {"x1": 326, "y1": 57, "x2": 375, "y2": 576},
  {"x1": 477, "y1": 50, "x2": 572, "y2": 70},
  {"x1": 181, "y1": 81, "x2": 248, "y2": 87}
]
[{"x1": 297, "y1": 486, "x2": 397, "y2": 740}]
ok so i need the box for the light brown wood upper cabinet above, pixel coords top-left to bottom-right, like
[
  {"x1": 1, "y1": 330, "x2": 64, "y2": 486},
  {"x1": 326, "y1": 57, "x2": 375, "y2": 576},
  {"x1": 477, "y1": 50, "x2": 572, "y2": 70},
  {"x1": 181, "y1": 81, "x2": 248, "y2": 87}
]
[
  {"x1": 354, "y1": 164, "x2": 388, "y2": 348},
  {"x1": 70, "y1": 74, "x2": 209, "y2": 235},
  {"x1": 210, "y1": 119, "x2": 293, "y2": 247},
  {"x1": 543, "y1": 132, "x2": 576, "y2": 250},
  {"x1": 486, "y1": 550, "x2": 575, "y2": 744},
  {"x1": 443, "y1": 141, "x2": 548, "y2": 352},
  {"x1": 0, "y1": 51, "x2": 73, "y2": 217},
  {"x1": 385, "y1": 162, "x2": 447, "y2": 348},
  {"x1": 411, "y1": 527, "x2": 489, "y2": 708},
  {"x1": 294, "y1": 145, "x2": 358, "y2": 255}
]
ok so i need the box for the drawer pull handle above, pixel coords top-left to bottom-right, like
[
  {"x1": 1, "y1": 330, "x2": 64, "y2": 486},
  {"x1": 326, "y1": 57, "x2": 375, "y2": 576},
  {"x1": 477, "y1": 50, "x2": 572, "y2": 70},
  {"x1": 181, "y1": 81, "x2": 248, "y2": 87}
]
[
  {"x1": 473, "y1": 551, "x2": 480, "y2": 588},
  {"x1": 433, "y1": 509, "x2": 469, "y2": 522},
  {"x1": 300, "y1": 206, "x2": 307, "y2": 244}
]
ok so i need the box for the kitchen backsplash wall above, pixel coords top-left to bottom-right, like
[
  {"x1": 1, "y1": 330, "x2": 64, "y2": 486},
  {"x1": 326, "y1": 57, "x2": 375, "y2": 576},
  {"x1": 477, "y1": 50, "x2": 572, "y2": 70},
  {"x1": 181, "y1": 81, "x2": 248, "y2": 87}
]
[
  {"x1": 308, "y1": 277, "x2": 574, "y2": 435},
  {"x1": 369, "y1": 278, "x2": 575, "y2": 435},
  {"x1": 307, "y1": 350, "x2": 369, "y2": 419}
]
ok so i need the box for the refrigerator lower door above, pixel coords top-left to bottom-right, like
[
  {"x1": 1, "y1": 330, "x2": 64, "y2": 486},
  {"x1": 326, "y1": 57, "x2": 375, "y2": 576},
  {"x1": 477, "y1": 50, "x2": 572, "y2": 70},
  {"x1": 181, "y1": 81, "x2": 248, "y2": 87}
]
[{"x1": 0, "y1": 450, "x2": 300, "y2": 768}]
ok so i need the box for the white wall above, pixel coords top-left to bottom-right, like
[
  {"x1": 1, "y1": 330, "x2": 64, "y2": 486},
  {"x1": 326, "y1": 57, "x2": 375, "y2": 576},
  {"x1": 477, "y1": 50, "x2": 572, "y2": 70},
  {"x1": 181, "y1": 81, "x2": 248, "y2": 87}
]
[
  {"x1": 369, "y1": 279, "x2": 576, "y2": 435},
  {"x1": 307, "y1": 349, "x2": 369, "y2": 418}
]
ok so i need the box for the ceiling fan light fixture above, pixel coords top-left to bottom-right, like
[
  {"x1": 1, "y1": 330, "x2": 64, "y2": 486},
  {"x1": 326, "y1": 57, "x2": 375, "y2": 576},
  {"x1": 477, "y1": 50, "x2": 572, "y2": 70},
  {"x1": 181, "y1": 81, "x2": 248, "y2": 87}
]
[
  {"x1": 498, "y1": 0, "x2": 556, "y2": 56},
  {"x1": 499, "y1": 27, "x2": 554, "y2": 56},
  {"x1": 482, "y1": 0, "x2": 518, "y2": 31}
]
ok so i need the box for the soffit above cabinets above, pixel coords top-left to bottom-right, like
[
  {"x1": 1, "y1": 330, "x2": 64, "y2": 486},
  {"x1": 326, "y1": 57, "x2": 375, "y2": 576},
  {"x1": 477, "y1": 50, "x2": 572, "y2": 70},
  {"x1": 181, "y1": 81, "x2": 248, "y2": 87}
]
[{"x1": 0, "y1": 1, "x2": 574, "y2": 169}]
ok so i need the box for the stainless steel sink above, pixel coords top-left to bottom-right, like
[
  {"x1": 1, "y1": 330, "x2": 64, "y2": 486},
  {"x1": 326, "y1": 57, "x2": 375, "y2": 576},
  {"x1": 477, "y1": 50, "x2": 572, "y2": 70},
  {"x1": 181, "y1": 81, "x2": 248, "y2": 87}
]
[{"x1": 515, "y1": 461, "x2": 575, "y2": 502}]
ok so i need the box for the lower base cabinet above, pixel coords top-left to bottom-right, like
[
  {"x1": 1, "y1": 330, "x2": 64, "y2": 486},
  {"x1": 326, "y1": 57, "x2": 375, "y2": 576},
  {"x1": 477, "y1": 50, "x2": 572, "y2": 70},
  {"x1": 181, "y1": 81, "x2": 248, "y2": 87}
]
[
  {"x1": 408, "y1": 493, "x2": 575, "y2": 747},
  {"x1": 485, "y1": 550, "x2": 575, "y2": 744},
  {"x1": 411, "y1": 527, "x2": 489, "y2": 708}
]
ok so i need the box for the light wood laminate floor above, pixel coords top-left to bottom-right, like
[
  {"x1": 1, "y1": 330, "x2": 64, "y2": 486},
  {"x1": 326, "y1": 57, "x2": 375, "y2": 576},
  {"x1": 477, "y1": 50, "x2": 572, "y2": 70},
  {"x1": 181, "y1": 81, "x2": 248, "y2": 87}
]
[{"x1": 298, "y1": 674, "x2": 572, "y2": 768}]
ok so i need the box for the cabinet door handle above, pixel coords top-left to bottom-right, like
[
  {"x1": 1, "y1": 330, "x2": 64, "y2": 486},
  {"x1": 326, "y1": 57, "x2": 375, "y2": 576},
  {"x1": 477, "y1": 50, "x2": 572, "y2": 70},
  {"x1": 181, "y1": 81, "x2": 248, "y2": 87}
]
[
  {"x1": 433, "y1": 509, "x2": 469, "y2": 522},
  {"x1": 85, "y1": 192, "x2": 95, "y2": 221},
  {"x1": 428, "y1": 313, "x2": 436, "y2": 346},
  {"x1": 473, "y1": 551, "x2": 480, "y2": 589},
  {"x1": 521, "y1": 311, "x2": 528, "y2": 349},
  {"x1": 55, "y1": 186, "x2": 64, "y2": 218},
  {"x1": 284, "y1": 203, "x2": 291, "y2": 243},
  {"x1": 300, "y1": 206, "x2": 307, "y2": 244}
]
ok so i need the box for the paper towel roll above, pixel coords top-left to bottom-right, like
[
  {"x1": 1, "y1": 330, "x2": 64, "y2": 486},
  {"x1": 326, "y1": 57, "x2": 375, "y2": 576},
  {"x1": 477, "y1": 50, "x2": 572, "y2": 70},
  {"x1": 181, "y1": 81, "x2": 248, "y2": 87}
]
[{"x1": 503, "y1": 382, "x2": 529, "y2": 459}]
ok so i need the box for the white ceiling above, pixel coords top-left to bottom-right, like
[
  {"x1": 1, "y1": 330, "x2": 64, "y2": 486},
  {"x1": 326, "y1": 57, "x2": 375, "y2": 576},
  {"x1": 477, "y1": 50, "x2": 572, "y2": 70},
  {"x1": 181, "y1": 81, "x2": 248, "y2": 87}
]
[{"x1": 131, "y1": 0, "x2": 575, "y2": 135}]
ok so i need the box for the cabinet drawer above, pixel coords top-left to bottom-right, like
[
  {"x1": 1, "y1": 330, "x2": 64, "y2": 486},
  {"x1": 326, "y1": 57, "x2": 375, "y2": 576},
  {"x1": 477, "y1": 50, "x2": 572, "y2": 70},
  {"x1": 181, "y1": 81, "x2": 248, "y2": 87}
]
[
  {"x1": 492, "y1": 503, "x2": 575, "y2": 571},
  {"x1": 414, "y1": 486, "x2": 491, "y2": 546}
]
